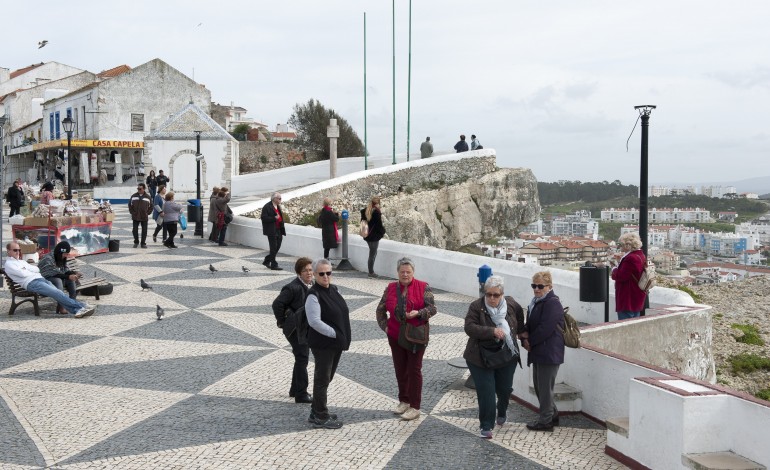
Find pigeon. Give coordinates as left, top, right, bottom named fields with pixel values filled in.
left=140, top=279, right=152, bottom=290
left=242, top=266, right=250, bottom=273
left=38, top=40, right=48, bottom=49
left=156, top=304, right=165, bottom=320
left=209, top=264, right=218, bottom=273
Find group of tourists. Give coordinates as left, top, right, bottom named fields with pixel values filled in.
left=271, top=250, right=568, bottom=438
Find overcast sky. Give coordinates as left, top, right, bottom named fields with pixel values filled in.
left=4, top=1, right=769, bottom=185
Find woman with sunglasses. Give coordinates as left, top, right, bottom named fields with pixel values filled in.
left=522, top=271, right=565, bottom=432
left=375, top=257, right=436, bottom=421
left=462, top=275, right=524, bottom=438
left=305, top=259, right=351, bottom=430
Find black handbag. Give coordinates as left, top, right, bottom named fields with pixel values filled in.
left=478, top=339, right=517, bottom=369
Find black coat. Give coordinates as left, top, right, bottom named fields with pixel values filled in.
left=319, top=207, right=340, bottom=249
left=360, top=208, right=385, bottom=242
left=272, top=277, right=309, bottom=336
left=525, top=290, right=565, bottom=366
left=7, top=186, right=24, bottom=208
left=261, top=201, right=286, bottom=237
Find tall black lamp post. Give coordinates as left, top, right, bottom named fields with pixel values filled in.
left=634, top=105, right=656, bottom=316
left=62, top=116, right=76, bottom=199
left=194, top=131, right=203, bottom=237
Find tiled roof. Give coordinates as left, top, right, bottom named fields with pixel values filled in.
left=97, top=64, right=131, bottom=78
left=9, top=62, right=44, bottom=79
left=145, top=102, right=233, bottom=141
left=272, top=132, right=297, bottom=138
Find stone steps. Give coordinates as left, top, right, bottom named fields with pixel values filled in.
left=528, top=382, right=582, bottom=412
left=682, top=451, right=766, bottom=470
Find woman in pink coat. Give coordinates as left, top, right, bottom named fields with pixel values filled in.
left=611, top=232, right=647, bottom=320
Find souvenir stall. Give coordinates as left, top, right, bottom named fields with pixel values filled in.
left=12, top=196, right=115, bottom=260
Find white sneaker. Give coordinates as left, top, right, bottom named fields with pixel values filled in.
left=401, top=407, right=420, bottom=421
left=393, top=402, right=410, bottom=415
left=74, top=305, right=95, bottom=318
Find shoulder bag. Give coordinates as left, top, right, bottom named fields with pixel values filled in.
left=478, top=339, right=518, bottom=369
left=395, top=286, right=429, bottom=352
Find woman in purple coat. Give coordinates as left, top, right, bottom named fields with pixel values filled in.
left=522, top=271, right=565, bottom=432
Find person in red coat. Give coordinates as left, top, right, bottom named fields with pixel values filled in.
left=611, top=232, right=647, bottom=320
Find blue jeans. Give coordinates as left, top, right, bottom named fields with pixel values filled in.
left=27, top=278, right=85, bottom=314
left=467, top=361, right=516, bottom=431
left=46, top=276, right=77, bottom=311
left=617, top=311, right=641, bottom=320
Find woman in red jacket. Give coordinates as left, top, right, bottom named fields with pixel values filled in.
left=611, top=232, right=647, bottom=320
left=375, top=257, right=436, bottom=422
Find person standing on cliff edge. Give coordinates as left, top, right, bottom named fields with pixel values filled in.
left=454, top=135, right=469, bottom=153
left=420, top=137, right=433, bottom=158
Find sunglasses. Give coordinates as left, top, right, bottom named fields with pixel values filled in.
left=10, top=248, right=21, bottom=252
left=531, top=284, right=548, bottom=290
left=317, top=271, right=333, bottom=277
left=485, top=292, right=502, bottom=299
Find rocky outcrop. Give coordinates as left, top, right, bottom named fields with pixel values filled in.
left=380, top=168, right=539, bottom=250
left=246, top=155, right=541, bottom=250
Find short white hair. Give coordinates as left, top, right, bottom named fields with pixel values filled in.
left=312, top=258, right=332, bottom=272
left=484, top=275, right=504, bottom=293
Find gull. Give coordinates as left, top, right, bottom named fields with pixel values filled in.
left=209, top=264, right=218, bottom=273
left=140, top=279, right=152, bottom=291
left=242, top=266, right=250, bottom=273
left=38, top=40, right=48, bottom=49
left=156, top=304, right=165, bottom=320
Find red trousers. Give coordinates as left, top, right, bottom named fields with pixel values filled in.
left=388, top=336, right=426, bottom=410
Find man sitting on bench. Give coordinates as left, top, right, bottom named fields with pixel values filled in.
left=4, top=242, right=96, bottom=318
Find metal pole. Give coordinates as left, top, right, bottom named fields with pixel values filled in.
left=406, top=0, right=412, bottom=162
left=194, top=131, right=203, bottom=237
left=635, top=105, right=655, bottom=316
left=364, top=12, right=368, bottom=170
left=66, top=132, right=73, bottom=199
left=391, top=0, right=396, bottom=165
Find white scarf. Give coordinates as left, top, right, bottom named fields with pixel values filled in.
left=485, top=297, right=514, bottom=352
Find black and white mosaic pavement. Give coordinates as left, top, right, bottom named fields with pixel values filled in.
left=0, top=208, right=624, bottom=469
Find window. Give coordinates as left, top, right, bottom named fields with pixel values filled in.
left=131, top=113, right=144, bottom=132
left=55, top=111, right=60, bottom=139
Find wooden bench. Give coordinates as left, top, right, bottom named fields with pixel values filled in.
left=1, top=264, right=106, bottom=316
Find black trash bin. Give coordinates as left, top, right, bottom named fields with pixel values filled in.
left=579, top=265, right=608, bottom=302
left=187, top=199, right=202, bottom=224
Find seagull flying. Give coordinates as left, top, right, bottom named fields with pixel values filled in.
left=156, top=304, right=165, bottom=320
left=140, top=279, right=152, bottom=290
left=209, top=264, right=218, bottom=273
left=242, top=266, right=250, bottom=273
left=38, top=40, right=48, bottom=49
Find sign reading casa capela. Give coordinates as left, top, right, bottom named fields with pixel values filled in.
left=33, top=139, right=144, bottom=150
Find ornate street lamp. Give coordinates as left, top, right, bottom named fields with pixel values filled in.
left=61, top=116, right=76, bottom=199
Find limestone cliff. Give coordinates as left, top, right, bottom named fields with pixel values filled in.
left=247, top=155, right=541, bottom=250
left=379, top=168, right=540, bottom=250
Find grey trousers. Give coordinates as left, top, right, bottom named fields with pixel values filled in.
left=532, top=362, right=560, bottom=424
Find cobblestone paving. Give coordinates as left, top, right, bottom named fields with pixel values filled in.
left=0, top=208, right=627, bottom=469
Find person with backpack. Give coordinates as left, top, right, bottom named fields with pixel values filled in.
left=272, top=257, right=314, bottom=405
left=611, top=232, right=647, bottom=320
left=462, top=275, right=524, bottom=439
left=360, top=196, right=385, bottom=278
left=522, top=271, right=565, bottom=432
left=305, top=258, right=351, bottom=429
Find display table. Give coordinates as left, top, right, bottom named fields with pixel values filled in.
left=13, top=219, right=113, bottom=257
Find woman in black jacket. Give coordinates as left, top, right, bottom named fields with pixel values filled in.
left=304, top=258, right=351, bottom=429
left=271, top=257, right=314, bottom=404
left=360, top=196, right=385, bottom=278
left=7, top=179, right=25, bottom=217
left=319, top=197, right=340, bottom=259
left=522, top=271, right=565, bottom=432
